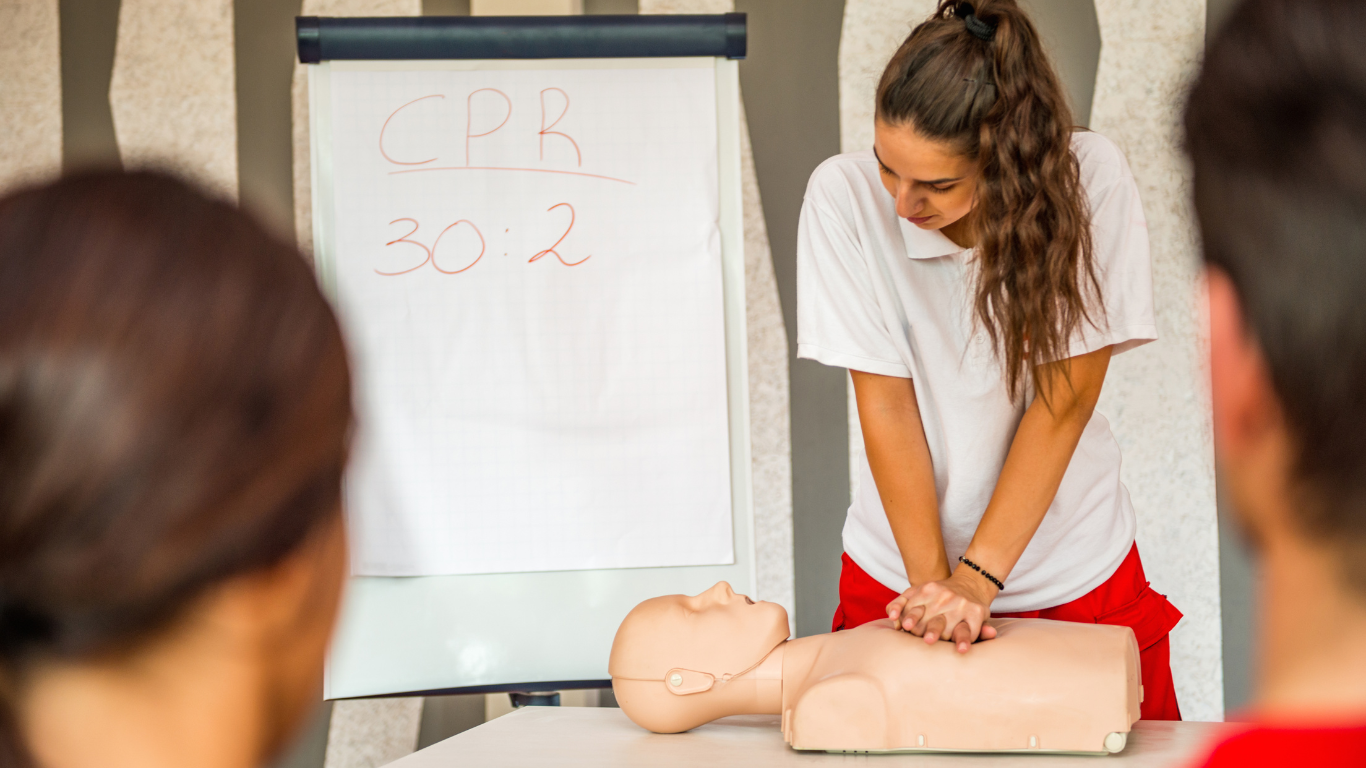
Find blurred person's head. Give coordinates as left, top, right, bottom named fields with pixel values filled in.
left=0, top=171, right=352, bottom=767
left=1187, top=0, right=1366, bottom=711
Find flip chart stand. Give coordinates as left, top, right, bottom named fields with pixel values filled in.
left=297, top=13, right=747, bottom=63
left=302, top=13, right=753, bottom=701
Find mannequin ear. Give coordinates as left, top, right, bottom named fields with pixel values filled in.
left=665, top=668, right=716, bottom=695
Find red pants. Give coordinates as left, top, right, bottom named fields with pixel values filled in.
left=832, top=544, right=1183, bottom=721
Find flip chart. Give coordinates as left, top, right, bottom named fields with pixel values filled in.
left=326, top=61, right=733, bottom=576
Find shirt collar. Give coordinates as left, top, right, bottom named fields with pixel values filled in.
left=898, top=215, right=970, bottom=260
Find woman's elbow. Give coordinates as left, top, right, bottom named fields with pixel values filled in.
left=1039, top=386, right=1100, bottom=430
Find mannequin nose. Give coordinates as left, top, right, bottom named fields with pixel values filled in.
left=702, top=581, right=736, bottom=603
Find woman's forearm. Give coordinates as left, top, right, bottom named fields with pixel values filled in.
left=963, top=346, right=1114, bottom=584
left=851, top=370, right=952, bottom=586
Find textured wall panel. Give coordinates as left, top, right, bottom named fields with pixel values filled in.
left=0, top=0, right=62, bottom=192
left=838, top=0, right=935, bottom=498
left=838, top=0, right=934, bottom=158
left=737, top=106, right=796, bottom=627
left=323, top=698, right=424, bottom=768
left=109, top=0, right=237, bottom=199
left=1090, top=0, right=1220, bottom=723
left=837, top=0, right=1222, bottom=721
left=642, top=0, right=796, bottom=627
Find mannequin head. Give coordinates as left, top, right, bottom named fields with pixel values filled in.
left=609, top=582, right=789, bottom=732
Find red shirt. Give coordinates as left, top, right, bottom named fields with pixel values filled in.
left=1191, top=724, right=1366, bottom=766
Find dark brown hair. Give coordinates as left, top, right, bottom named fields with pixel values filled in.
left=0, top=171, right=353, bottom=765
left=1186, top=0, right=1366, bottom=586
left=877, top=0, right=1099, bottom=398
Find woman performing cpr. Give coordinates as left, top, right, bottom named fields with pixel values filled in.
left=797, top=0, right=1182, bottom=720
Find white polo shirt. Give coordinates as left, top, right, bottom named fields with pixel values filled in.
left=797, top=131, right=1155, bottom=613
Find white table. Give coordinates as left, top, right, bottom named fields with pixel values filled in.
left=389, top=707, right=1234, bottom=767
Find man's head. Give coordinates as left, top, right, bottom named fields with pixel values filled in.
left=1186, top=0, right=1366, bottom=589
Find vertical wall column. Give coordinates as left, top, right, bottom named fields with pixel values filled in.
left=640, top=0, right=796, bottom=631
left=0, top=0, right=63, bottom=192
left=837, top=0, right=935, bottom=499
left=110, top=0, right=239, bottom=198
left=1089, top=0, right=1221, bottom=722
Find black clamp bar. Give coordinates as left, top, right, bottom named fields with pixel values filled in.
left=297, top=13, right=746, bottom=63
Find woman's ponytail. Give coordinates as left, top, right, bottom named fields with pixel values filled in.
left=877, top=0, right=1100, bottom=399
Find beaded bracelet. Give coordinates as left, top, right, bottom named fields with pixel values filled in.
left=958, top=556, right=1005, bottom=590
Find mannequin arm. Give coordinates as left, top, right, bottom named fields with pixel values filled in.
left=850, top=370, right=951, bottom=587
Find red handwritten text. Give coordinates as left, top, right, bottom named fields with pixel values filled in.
left=379, top=95, right=444, bottom=166
left=379, top=218, right=432, bottom=275
left=528, top=203, right=590, bottom=267
left=465, top=88, right=512, bottom=167
left=538, top=88, right=582, bottom=167
left=379, top=206, right=589, bottom=276
left=375, top=89, right=631, bottom=184
left=431, top=220, right=485, bottom=274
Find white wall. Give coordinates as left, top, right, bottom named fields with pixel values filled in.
left=0, top=0, right=62, bottom=192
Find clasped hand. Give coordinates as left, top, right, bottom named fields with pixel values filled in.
left=886, top=569, right=1000, bottom=653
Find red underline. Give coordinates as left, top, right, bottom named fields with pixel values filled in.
left=387, top=166, right=636, bottom=185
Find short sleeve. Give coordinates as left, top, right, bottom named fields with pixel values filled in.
left=796, top=190, right=910, bottom=378
left=1065, top=141, right=1158, bottom=360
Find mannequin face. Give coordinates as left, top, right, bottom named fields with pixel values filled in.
left=610, top=582, right=789, bottom=734
left=673, top=582, right=788, bottom=663
left=609, top=582, right=789, bottom=680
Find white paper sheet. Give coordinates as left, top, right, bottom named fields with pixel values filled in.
left=327, top=63, right=733, bottom=576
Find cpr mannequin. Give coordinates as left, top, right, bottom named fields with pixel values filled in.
left=609, top=582, right=1140, bottom=755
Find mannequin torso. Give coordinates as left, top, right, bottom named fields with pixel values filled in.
left=610, top=583, right=1139, bottom=754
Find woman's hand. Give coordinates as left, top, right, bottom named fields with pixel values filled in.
left=886, top=569, right=1000, bottom=653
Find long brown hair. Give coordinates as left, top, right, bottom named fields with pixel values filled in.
left=0, top=172, right=352, bottom=766
left=877, top=0, right=1099, bottom=398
